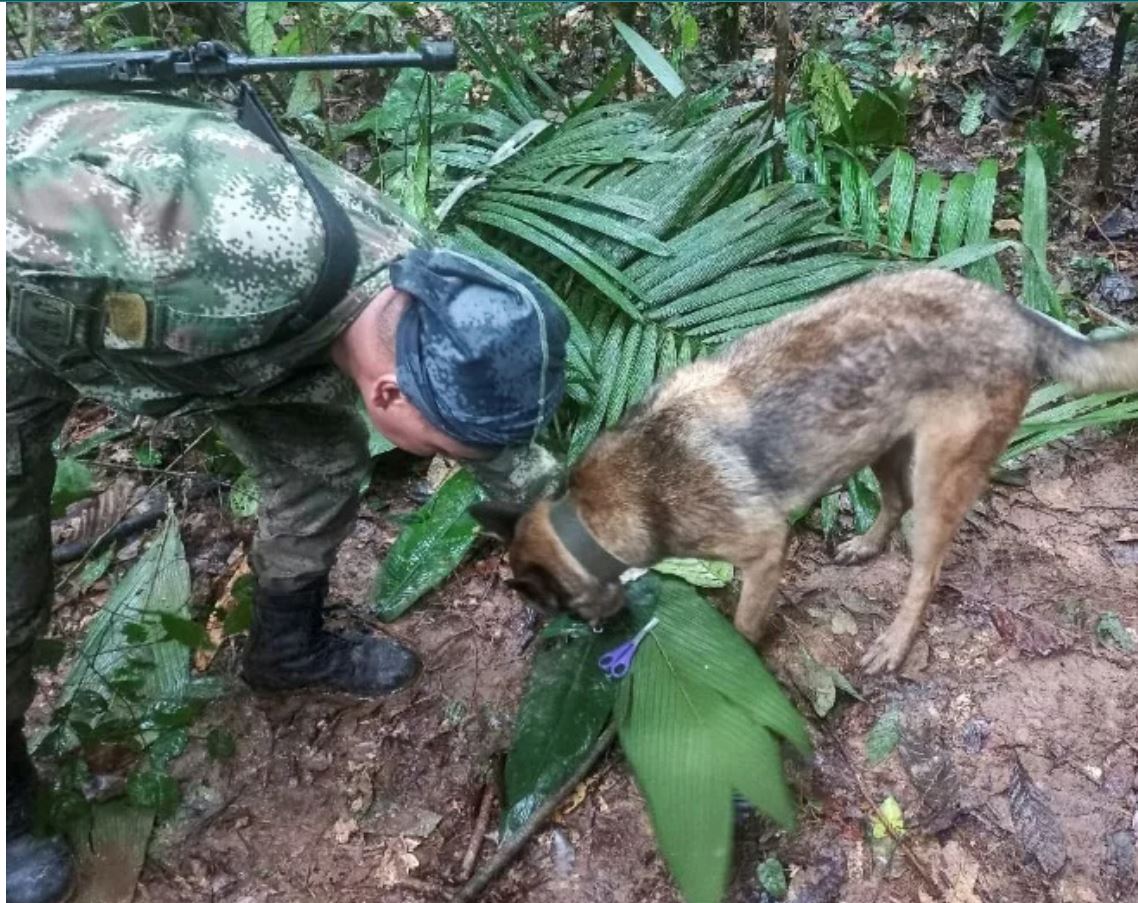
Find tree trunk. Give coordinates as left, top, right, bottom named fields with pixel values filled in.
left=1097, top=4, right=1134, bottom=191
left=772, top=3, right=792, bottom=181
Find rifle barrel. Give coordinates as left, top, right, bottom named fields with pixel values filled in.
left=4, top=40, right=457, bottom=90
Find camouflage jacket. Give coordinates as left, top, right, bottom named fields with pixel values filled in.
left=5, top=88, right=425, bottom=417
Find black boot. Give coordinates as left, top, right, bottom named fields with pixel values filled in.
left=6, top=723, right=76, bottom=903
left=241, top=576, right=420, bottom=696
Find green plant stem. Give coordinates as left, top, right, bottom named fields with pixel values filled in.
left=452, top=718, right=618, bottom=903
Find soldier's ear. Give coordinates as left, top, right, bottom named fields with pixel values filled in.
left=469, top=501, right=525, bottom=543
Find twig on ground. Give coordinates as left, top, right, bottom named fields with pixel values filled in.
left=459, top=781, right=497, bottom=881
left=452, top=718, right=618, bottom=903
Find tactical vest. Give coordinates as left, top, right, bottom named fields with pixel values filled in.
left=6, top=89, right=423, bottom=414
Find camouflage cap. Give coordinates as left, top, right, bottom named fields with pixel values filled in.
left=391, top=248, right=568, bottom=449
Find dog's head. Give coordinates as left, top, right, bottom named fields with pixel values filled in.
left=470, top=500, right=627, bottom=623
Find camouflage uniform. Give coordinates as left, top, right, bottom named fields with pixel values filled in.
left=5, top=88, right=429, bottom=722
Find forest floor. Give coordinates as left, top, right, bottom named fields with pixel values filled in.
left=18, top=3, right=1138, bottom=902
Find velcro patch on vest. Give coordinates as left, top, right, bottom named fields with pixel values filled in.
left=103, top=291, right=149, bottom=349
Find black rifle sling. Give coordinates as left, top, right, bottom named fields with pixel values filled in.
left=235, top=83, right=360, bottom=337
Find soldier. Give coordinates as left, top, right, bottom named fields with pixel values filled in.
left=6, top=89, right=568, bottom=903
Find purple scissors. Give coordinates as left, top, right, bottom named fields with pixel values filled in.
left=598, top=616, right=660, bottom=679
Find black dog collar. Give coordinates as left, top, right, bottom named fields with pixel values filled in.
left=548, top=496, right=628, bottom=583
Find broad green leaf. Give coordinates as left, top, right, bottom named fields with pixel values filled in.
left=147, top=728, right=188, bottom=769
left=847, top=468, right=881, bottom=535
left=1021, top=144, right=1054, bottom=313
left=613, top=20, right=686, bottom=98
left=622, top=643, right=733, bottom=903
left=757, top=857, right=788, bottom=900
left=1095, top=612, right=1136, bottom=653
left=886, top=151, right=916, bottom=255
left=126, top=770, right=179, bottom=817
left=871, top=794, right=905, bottom=840
left=652, top=558, right=734, bottom=588
left=222, top=574, right=254, bottom=636
left=135, top=444, right=162, bottom=468
left=501, top=631, right=617, bottom=839
left=620, top=576, right=804, bottom=903
left=850, top=89, right=907, bottom=147
left=910, top=170, right=943, bottom=258
left=60, top=516, right=192, bottom=748
left=931, top=239, right=1017, bottom=274
left=964, top=159, right=1002, bottom=287
left=481, top=190, right=672, bottom=256
left=52, top=457, right=93, bottom=517
left=158, top=614, right=213, bottom=651
left=229, top=470, right=259, bottom=518
left=206, top=728, right=237, bottom=760
left=939, top=172, right=974, bottom=255
left=286, top=70, right=323, bottom=118
left=797, top=649, right=863, bottom=717
left=859, top=164, right=881, bottom=248
left=1050, top=3, right=1087, bottom=36
left=374, top=469, right=486, bottom=621
left=960, top=90, right=985, bottom=137
left=76, top=545, right=115, bottom=593
left=624, top=574, right=810, bottom=756
left=245, top=1, right=283, bottom=57
left=865, top=708, right=903, bottom=765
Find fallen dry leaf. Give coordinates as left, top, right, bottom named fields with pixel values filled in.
left=194, top=554, right=249, bottom=671
left=990, top=606, right=1072, bottom=658
left=1009, top=759, right=1067, bottom=877
left=331, top=816, right=359, bottom=845
left=994, top=218, right=1022, bottom=234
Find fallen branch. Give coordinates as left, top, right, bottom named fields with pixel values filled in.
left=459, top=781, right=496, bottom=881
left=53, top=502, right=167, bottom=565
left=452, top=718, right=618, bottom=903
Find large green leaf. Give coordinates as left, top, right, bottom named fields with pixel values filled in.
left=886, top=151, right=916, bottom=255
left=620, top=575, right=808, bottom=903
left=909, top=170, right=942, bottom=258
left=501, top=631, right=617, bottom=839
left=964, top=159, right=1002, bottom=286
left=1021, top=144, right=1055, bottom=314
left=61, top=515, right=192, bottom=723
left=613, top=20, right=686, bottom=98
left=373, top=469, right=486, bottom=621
left=245, top=1, right=283, bottom=56
left=52, top=456, right=94, bottom=517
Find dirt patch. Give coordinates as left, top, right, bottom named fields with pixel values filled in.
left=91, top=428, right=1130, bottom=903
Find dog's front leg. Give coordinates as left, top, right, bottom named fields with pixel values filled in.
left=732, top=530, right=788, bottom=645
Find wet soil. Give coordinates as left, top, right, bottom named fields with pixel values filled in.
left=112, top=429, right=1135, bottom=903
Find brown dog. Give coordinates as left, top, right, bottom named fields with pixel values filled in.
left=472, top=270, right=1138, bottom=673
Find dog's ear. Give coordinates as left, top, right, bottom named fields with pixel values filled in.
left=469, top=501, right=525, bottom=543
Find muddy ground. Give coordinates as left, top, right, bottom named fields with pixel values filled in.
left=99, top=429, right=1133, bottom=903
left=17, top=3, right=1138, bottom=902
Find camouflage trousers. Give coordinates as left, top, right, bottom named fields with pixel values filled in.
left=6, top=350, right=372, bottom=725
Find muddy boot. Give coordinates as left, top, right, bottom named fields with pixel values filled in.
left=6, top=723, right=76, bottom=903
left=241, top=576, right=419, bottom=696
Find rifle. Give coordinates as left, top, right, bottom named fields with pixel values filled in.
left=4, top=38, right=457, bottom=89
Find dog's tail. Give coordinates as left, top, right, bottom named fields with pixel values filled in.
left=1024, top=309, right=1138, bottom=395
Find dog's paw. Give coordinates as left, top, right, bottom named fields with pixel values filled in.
left=860, top=624, right=914, bottom=674
left=835, top=534, right=885, bottom=565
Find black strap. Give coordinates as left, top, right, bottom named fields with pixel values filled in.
left=548, top=496, right=628, bottom=583
left=235, top=83, right=360, bottom=337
